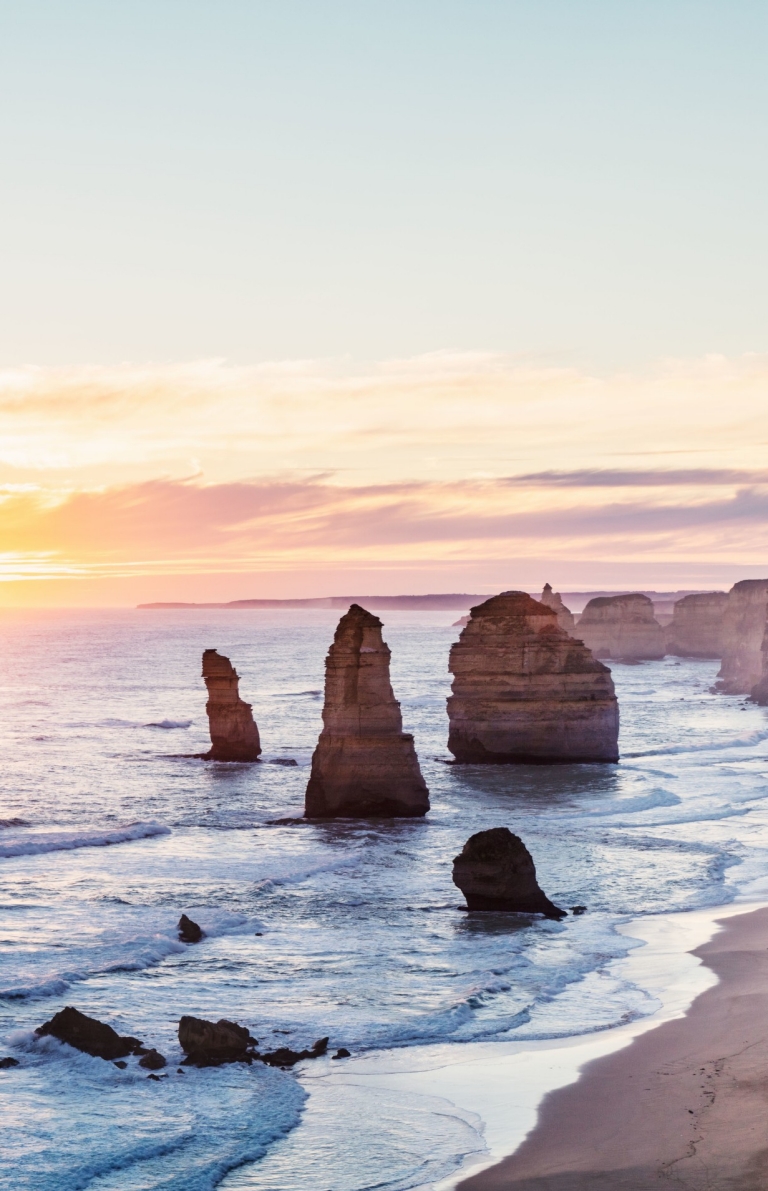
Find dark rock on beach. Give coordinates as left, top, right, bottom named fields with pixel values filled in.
left=178, top=1015, right=256, bottom=1066
left=138, top=1049, right=167, bottom=1070
left=452, top=828, right=565, bottom=919
left=178, top=913, right=204, bottom=943
left=36, top=1006, right=142, bottom=1061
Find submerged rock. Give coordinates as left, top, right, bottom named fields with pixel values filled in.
left=138, top=1049, right=167, bottom=1070
left=36, top=1007, right=141, bottom=1061
left=259, top=1037, right=329, bottom=1068
left=447, top=591, right=619, bottom=763
left=178, top=1016, right=256, bottom=1066
left=452, top=828, right=565, bottom=918
left=178, top=913, right=204, bottom=943
left=202, top=649, right=261, bottom=761
left=305, top=604, right=430, bottom=817
left=577, top=594, right=665, bottom=660
left=539, top=583, right=576, bottom=634
left=716, top=580, right=768, bottom=694
left=666, top=592, right=728, bottom=658
left=0, top=1056, right=19, bottom=1068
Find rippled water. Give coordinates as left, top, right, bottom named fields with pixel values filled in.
left=2, top=607, right=768, bottom=1190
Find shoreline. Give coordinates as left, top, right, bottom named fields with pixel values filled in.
left=285, top=901, right=761, bottom=1191
left=459, top=901, right=768, bottom=1190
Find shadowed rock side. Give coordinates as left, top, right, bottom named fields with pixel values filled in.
left=447, top=591, right=619, bottom=763
left=716, top=579, right=768, bottom=694
left=750, top=617, right=768, bottom=705
left=305, top=604, right=430, bottom=818
left=36, top=1007, right=142, bottom=1060
left=577, top=593, right=665, bottom=660
left=666, top=591, right=728, bottom=658
left=539, top=583, right=576, bottom=634
left=202, top=649, right=261, bottom=760
left=453, top=828, right=565, bottom=918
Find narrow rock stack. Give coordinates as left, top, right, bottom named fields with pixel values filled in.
left=666, top=592, right=728, bottom=658
left=202, top=649, right=261, bottom=761
left=452, top=828, right=565, bottom=918
left=577, top=594, right=665, bottom=660
left=447, top=591, right=619, bottom=763
left=539, top=583, right=576, bottom=634
left=716, top=580, right=768, bottom=694
left=305, top=604, right=430, bottom=817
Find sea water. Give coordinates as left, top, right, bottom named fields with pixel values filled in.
left=1, top=607, right=768, bottom=1190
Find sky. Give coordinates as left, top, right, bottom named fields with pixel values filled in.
left=1, top=1, right=767, bottom=604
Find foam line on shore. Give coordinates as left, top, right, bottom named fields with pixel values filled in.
left=295, top=900, right=767, bottom=1191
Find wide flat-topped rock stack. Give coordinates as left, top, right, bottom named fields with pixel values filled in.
left=202, top=649, right=261, bottom=761
left=539, top=583, right=576, bottom=634
left=447, top=591, right=619, bottom=763
left=576, top=593, right=665, bottom=660
left=305, top=604, right=429, bottom=817
left=717, top=579, right=768, bottom=694
left=666, top=591, right=728, bottom=658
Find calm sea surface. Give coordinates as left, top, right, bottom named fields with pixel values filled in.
left=2, top=608, right=768, bottom=1190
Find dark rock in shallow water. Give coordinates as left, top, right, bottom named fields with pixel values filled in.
left=113, top=1060, right=127, bottom=1069
left=268, top=758, right=298, bottom=766
left=178, top=913, right=204, bottom=943
left=0, top=1056, right=20, bottom=1068
left=332, top=1047, right=351, bottom=1060
left=147, top=1073, right=166, bottom=1081
left=138, top=1048, right=167, bottom=1070
left=259, top=1036, right=329, bottom=1068
left=35, top=1006, right=141, bottom=1061
left=452, top=828, right=565, bottom=919
left=178, top=1016, right=256, bottom=1066
left=571, top=905, right=587, bottom=915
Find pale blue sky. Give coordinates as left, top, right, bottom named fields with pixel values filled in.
left=1, top=0, right=766, bottom=368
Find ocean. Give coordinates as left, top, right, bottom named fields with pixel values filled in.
left=2, top=607, right=768, bottom=1190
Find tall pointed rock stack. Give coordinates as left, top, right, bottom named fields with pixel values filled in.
left=447, top=591, right=619, bottom=763
left=305, top=604, right=430, bottom=817
left=539, top=583, right=576, bottom=634
left=202, top=649, right=261, bottom=761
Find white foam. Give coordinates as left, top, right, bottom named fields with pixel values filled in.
left=0, top=821, right=170, bottom=859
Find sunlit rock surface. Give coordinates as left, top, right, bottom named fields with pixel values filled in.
left=305, top=604, right=430, bottom=817
left=452, top=827, right=565, bottom=918
left=577, top=593, right=665, bottom=660
left=202, top=649, right=261, bottom=761
left=539, top=583, right=576, bottom=634
left=717, top=580, right=768, bottom=694
left=666, top=592, right=728, bottom=658
left=447, top=591, right=619, bottom=763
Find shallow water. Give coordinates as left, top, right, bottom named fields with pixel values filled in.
left=1, top=608, right=767, bottom=1189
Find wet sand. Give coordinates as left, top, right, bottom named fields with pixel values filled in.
left=459, top=905, right=768, bottom=1191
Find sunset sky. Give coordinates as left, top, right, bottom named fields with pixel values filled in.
left=2, top=1, right=767, bottom=604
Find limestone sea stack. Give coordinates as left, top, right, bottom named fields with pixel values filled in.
left=447, top=591, right=619, bottom=763
left=305, top=604, right=430, bottom=817
left=539, top=583, right=576, bottom=634
left=666, top=592, right=728, bottom=658
left=577, top=594, right=665, bottom=660
left=202, top=649, right=261, bottom=761
left=716, top=580, right=768, bottom=694
left=452, top=827, right=565, bottom=918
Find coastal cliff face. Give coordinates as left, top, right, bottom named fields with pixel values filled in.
left=666, top=592, right=728, bottom=658
left=539, top=583, right=576, bottom=634
left=577, top=593, right=665, bottom=660
left=305, top=604, right=430, bottom=817
left=452, top=827, right=564, bottom=917
left=447, top=591, right=619, bottom=763
left=717, top=580, right=768, bottom=694
left=202, top=649, right=261, bottom=761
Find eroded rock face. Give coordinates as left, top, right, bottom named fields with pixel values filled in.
left=202, top=649, right=261, bottom=761
left=452, top=828, right=564, bottom=918
left=447, top=591, right=619, bottom=763
left=305, top=604, right=430, bottom=817
left=716, top=580, right=768, bottom=694
left=666, top=592, right=728, bottom=658
left=577, top=594, right=665, bottom=660
left=36, top=1007, right=141, bottom=1060
left=539, top=583, right=576, bottom=634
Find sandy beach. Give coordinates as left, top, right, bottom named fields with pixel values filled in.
left=459, top=904, right=768, bottom=1191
